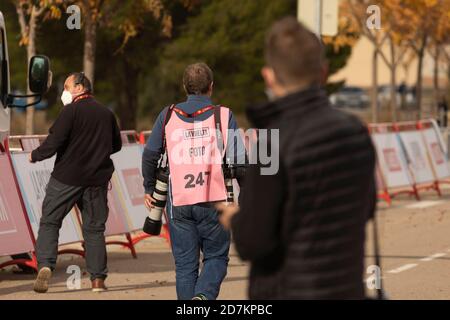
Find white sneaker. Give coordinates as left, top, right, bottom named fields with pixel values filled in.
left=33, top=267, right=52, bottom=293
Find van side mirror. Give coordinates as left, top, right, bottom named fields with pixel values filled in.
left=6, top=55, right=52, bottom=108
left=29, top=55, right=51, bottom=94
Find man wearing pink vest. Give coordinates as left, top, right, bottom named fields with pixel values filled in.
left=142, top=63, right=246, bottom=300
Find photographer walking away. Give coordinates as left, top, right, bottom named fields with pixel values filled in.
left=142, top=63, right=246, bottom=300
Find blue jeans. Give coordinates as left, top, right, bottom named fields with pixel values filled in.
left=167, top=191, right=230, bottom=300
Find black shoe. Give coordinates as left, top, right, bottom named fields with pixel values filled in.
left=192, top=294, right=207, bottom=300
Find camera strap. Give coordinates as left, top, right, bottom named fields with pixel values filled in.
left=214, top=105, right=226, bottom=162
left=372, top=213, right=384, bottom=300
left=160, top=105, right=175, bottom=168
left=283, top=185, right=384, bottom=299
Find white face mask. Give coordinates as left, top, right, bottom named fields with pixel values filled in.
left=61, top=90, right=73, bottom=106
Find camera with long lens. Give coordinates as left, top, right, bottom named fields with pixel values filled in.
left=222, top=165, right=247, bottom=203
left=143, top=167, right=169, bottom=235
left=223, top=165, right=235, bottom=203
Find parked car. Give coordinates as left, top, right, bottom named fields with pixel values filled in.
left=329, top=86, right=370, bottom=109
left=378, top=85, right=416, bottom=108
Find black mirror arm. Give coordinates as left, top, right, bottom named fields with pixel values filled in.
left=5, top=93, right=42, bottom=109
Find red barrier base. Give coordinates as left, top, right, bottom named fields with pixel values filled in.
left=0, top=248, right=86, bottom=272
left=130, top=224, right=171, bottom=247
left=58, top=248, right=85, bottom=258
left=58, top=235, right=139, bottom=259
left=389, top=182, right=442, bottom=202
left=0, top=237, right=138, bottom=271
left=390, top=187, right=421, bottom=201
left=0, top=253, right=38, bottom=271
left=438, top=179, right=450, bottom=186
left=106, top=233, right=137, bottom=259
left=378, top=191, right=392, bottom=206
left=415, top=182, right=442, bottom=197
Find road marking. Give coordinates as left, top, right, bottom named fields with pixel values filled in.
left=363, top=276, right=386, bottom=283
left=420, top=253, right=446, bottom=262
left=387, top=264, right=417, bottom=274
left=406, top=201, right=445, bottom=209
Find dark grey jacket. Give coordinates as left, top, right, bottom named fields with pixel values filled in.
left=232, top=87, right=376, bottom=300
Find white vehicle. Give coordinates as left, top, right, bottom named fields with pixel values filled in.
left=0, top=11, right=51, bottom=146
left=329, top=86, right=370, bottom=109
left=378, top=85, right=415, bottom=109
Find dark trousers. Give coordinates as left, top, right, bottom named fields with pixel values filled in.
left=36, top=177, right=109, bottom=281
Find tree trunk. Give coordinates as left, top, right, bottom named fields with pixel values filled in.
left=371, top=47, right=379, bottom=123
left=117, top=60, right=139, bottom=130
left=416, top=50, right=425, bottom=118
left=25, top=29, right=36, bottom=135
left=389, top=41, right=397, bottom=122
left=390, top=66, right=397, bottom=122
left=433, top=45, right=440, bottom=115
left=416, top=35, right=428, bottom=119
left=15, top=3, right=45, bottom=135
left=25, top=6, right=40, bottom=134
left=445, top=53, right=450, bottom=101
left=83, top=4, right=97, bottom=87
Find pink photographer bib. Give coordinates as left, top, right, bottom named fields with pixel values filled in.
left=165, top=106, right=229, bottom=206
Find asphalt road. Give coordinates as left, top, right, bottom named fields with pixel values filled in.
left=366, top=187, right=450, bottom=300
left=1, top=187, right=450, bottom=300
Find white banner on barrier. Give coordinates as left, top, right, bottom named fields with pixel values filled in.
left=104, top=173, right=130, bottom=236
left=371, top=132, right=413, bottom=188
left=111, top=144, right=148, bottom=231
left=11, top=153, right=82, bottom=245
left=0, top=151, right=34, bottom=256
left=398, top=131, right=435, bottom=184
left=375, top=165, right=386, bottom=192
left=422, top=127, right=450, bottom=180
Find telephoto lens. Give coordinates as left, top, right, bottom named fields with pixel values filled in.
left=143, top=167, right=169, bottom=235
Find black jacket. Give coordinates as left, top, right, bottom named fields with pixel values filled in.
left=232, top=87, right=376, bottom=300
left=31, top=96, right=122, bottom=187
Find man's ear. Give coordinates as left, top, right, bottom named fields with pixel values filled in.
left=76, top=84, right=86, bottom=95
left=261, top=66, right=276, bottom=89
left=208, top=82, right=214, bottom=96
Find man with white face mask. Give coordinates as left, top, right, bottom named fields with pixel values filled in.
left=29, top=72, right=122, bottom=294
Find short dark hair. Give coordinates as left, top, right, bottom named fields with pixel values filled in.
left=68, top=72, right=92, bottom=93
left=265, top=17, right=324, bottom=86
left=183, top=63, right=213, bottom=95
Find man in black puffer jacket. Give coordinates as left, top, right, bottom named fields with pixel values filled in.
left=218, top=17, right=376, bottom=299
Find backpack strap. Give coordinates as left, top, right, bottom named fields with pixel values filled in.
left=172, top=105, right=215, bottom=118
left=161, top=105, right=175, bottom=153
left=214, top=105, right=226, bottom=159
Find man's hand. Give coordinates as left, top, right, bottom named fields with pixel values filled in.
left=216, top=202, right=240, bottom=231
left=144, top=193, right=156, bottom=210
left=28, top=153, right=33, bottom=163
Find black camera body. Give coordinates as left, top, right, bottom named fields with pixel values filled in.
left=222, top=165, right=246, bottom=203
